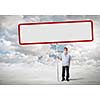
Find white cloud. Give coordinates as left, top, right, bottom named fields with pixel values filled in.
left=0, top=15, right=100, bottom=68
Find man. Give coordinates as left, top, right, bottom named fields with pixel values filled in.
left=58, top=47, right=71, bottom=81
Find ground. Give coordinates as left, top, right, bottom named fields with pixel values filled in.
left=0, top=62, right=100, bottom=85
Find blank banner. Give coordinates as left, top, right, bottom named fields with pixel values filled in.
left=18, top=20, right=94, bottom=45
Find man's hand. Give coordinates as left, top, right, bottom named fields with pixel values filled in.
left=57, top=56, right=62, bottom=61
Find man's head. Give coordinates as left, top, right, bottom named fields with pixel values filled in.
left=64, top=47, right=68, bottom=54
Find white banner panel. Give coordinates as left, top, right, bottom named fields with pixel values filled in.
left=18, top=20, right=94, bottom=45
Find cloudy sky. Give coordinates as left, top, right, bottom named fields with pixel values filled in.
left=0, top=15, right=99, bottom=66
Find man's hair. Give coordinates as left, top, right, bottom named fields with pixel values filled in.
left=64, top=47, right=68, bottom=51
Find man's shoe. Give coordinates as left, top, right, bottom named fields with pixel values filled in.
left=66, top=78, right=70, bottom=81
left=61, top=79, right=65, bottom=81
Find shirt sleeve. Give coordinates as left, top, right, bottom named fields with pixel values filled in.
left=69, top=55, right=72, bottom=60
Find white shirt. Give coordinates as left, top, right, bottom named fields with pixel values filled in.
left=62, top=53, right=71, bottom=66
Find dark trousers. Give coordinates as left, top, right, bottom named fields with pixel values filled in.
left=62, top=66, right=69, bottom=80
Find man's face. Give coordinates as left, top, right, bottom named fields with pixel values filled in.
left=64, top=49, right=68, bottom=54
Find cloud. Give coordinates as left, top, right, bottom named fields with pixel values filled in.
left=0, top=15, right=100, bottom=67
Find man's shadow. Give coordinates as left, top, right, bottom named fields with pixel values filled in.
left=69, top=78, right=84, bottom=81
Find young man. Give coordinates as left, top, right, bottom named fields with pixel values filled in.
left=58, top=47, right=71, bottom=81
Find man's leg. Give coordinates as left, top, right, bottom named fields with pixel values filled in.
left=62, top=66, right=65, bottom=81
left=66, top=66, right=70, bottom=81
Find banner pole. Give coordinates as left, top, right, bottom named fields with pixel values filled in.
left=55, top=43, right=60, bottom=82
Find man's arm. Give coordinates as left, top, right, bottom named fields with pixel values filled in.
left=69, top=55, right=71, bottom=66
